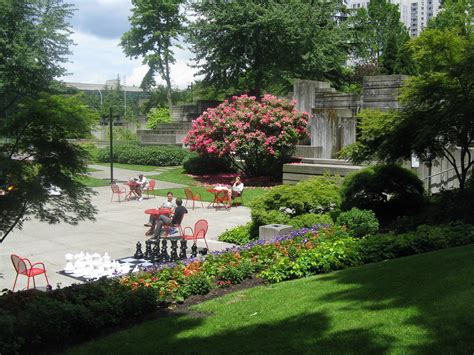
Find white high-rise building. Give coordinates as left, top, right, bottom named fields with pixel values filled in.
left=346, top=0, right=442, bottom=36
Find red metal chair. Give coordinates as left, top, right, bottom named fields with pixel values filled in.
left=111, top=182, right=127, bottom=202
left=10, top=254, right=50, bottom=291
left=231, top=189, right=244, bottom=206
left=182, top=219, right=209, bottom=249
left=184, top=188, right=204, bottom=209
left=163, top=211, right=186, bottom=237
left=144, top=180, right=156, bottom=199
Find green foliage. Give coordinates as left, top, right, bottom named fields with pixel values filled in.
left=336, top=208, right=379, bottom=238
left=350, top=0, right=416, bottom=75
left=146, top=107, right=171, bottom=128
left=341, top=164, right=425, bottom=223
left=218, top=223, right=253, bottom=245
left=217, top=260, right=255, bottom=286
left=122, top=0, right=185, bottom=108
left=359, top=223, right=474, bottom=263
left=290, top=213, right=334, bottom=230
left=105, top=126, right=137, bottom=142
left=183, top=154, right=234, bottom=175
left=0, top=280, right=157, bottom=353
left=96, top=143, right=190, bottom=167
left=184, top=273, right=213, bottom=296
left=188, top=1, right=350, bottom=96
left=251, top=176, right=341, bottom=236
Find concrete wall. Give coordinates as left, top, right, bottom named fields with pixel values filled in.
left=170, top=100, right=221, bottom=122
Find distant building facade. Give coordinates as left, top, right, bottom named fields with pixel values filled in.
left=346, top=0, right=442, bottom=37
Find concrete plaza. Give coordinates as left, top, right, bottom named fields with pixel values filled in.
left=0, top=167, right=250, bottom=291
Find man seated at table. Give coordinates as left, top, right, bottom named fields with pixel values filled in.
left=152, top=198, right=188, bottom=239
left=144, top=191, right=176, bottom=229
left=136, top=174, right=148, bottom=201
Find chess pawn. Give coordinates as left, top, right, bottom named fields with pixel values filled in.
left=144, top=240, right=152, bottom=260
left=191, top=243, right=198, bottom=258
left=134, top=241, right=144, bottom=259
left=150, top=244, right=159, bottom=263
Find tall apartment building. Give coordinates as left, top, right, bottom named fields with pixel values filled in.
left=346, top=0, right=442, bottom=36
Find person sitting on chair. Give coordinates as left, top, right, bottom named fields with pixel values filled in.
left=153, top=198, right=187, bottom=238
left=231, top=177, right=244, bottom=200
left=136, top=174, right=148, bottom=201
left=144, top=192, right=176, bottom=233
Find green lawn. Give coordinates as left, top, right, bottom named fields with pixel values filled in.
left=76, top=175, right=110, bottom=187
left=69, top=245, right=474, bottom=354
left=148, top=168, right=269, bottom=206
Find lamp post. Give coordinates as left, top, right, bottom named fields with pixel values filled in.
left=108, top=107, right=114, bottom=184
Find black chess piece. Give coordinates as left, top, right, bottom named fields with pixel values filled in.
left=179, top=240, right=187, bottom=260
left=191, top=243, right=198, bottom=258
left=151, top=244, right=159, bottom=263
left=170, top=239, right=179, bottom=261
left=134, top=241, right=144, bottom=259
left=199, top=248, right=208, bottom=256
left=161, top=239, right=169, bottom=262
left=144, top=240, right=152, bottom=260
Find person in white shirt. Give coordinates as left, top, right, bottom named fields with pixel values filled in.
left=231, top=176, right=244, bottom=200
left=136, top=174, right=148, bottom=201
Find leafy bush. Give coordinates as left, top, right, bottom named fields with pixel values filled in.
left=97, top=143, right=190, bottom=166
left=336, top=208, right=379, bottom=238
left=0, top=280, right=157, bottom=353
left=184, top=94, right=309, bottom=177
left=184, top=273, right=213, bottom=295
left=341, top=164, right=426, bottom=223
left=217, top=260, right=255, bottom=286
left=183, top=153, right=234, bottom=175
left=77, top=142, right=100, bottom=162
left=250, top=176, right=341, bottom=236
left=105, top=126, right=137, bottom=142
left=218, top=223, right=253, bottom=245
left=290, top=213, right=334, bottom=230
left=146, top=107, right=171, bottom=129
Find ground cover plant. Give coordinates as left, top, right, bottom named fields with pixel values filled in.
left=70, top=245, right=474, bottom=354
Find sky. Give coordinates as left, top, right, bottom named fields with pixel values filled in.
left=61, top=0, right=198, bottom=89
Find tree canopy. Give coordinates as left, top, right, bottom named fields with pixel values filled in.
left=121, top=0, right=185, bottom=108
left=0, top=0, right=98, bottom=242
left=187, top=0, right=350, bottom=97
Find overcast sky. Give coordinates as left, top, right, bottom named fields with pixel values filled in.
left=61, top=0, right=197, bottom=89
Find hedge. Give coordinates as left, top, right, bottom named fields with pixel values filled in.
left=96, top=143, right=191, bottom=166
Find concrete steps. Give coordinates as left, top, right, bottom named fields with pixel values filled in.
left=283, top=159, right=362, bottom=185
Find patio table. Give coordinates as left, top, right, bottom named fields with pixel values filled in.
left=125, top=181, right=141, bottom=200
left=207, top=187, right=231, bottom=209
left=144, top=208, right=172, bottom=217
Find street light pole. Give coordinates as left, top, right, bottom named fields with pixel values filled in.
left=109, top=107, right=114, bottom=184
left=97, top=89, right=103, bottom=106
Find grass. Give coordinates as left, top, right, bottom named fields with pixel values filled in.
left=148, top=168, right=269, bottom=206
left=69, top=245, right=474, bottom=354
left=93, top=162, right=166, bottom=172
left=76, top=175, right=110, bottom=187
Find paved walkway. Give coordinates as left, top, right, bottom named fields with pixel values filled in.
left=0, top=166, right=250, bottom=291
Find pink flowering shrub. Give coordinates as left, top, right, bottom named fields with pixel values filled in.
left=184, top=95, right=309, bottom=177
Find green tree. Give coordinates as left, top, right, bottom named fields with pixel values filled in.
left=0, top=0, right=98, bottom=242
left=188, top=0, right=350, bottom=97
left=121, top=0, right=184, bottom=109
left=350, top=0, right=415, bottom=74
left=342, top=2, right=474, bottom=189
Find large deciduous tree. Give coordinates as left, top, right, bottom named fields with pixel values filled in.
left=350, top=0, right=415, bottom=75
left=188, top=0, right=350, bottom=97
left=341, top=0, right=474, bottom=189
left=121, top=0, right=184, bottom=109
left=0, top=0, right=97, bottom=242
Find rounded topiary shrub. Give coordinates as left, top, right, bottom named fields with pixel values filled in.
left=218, top=223, right=253, bottom=245
left=336, top=208, right=379, bottom=238
left=341, top=164, right=425, bottom=223
left=250, top=176, right=341, bottom=236
left=183, top=154, right=234, bottom=175
left=290, top=213, right=334, bottom=230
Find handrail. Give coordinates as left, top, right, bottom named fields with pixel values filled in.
left=421, top=165, right=464, bottom=181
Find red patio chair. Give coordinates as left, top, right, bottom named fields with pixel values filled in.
left=231, top=189, right=244, bottom=206
left=111, top=182, right=127, bottom=202
left=184, top=188, right=204, bottom=209
left=11, top=254, right=50, bottom=291
left=182, top=219, right=209, bottom=249
left=163, top=211, right=186, bottom=237
left=144, top=180, right=156, bottom=199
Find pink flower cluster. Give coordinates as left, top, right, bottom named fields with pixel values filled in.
left=184, top=95, right=309, bottom=175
